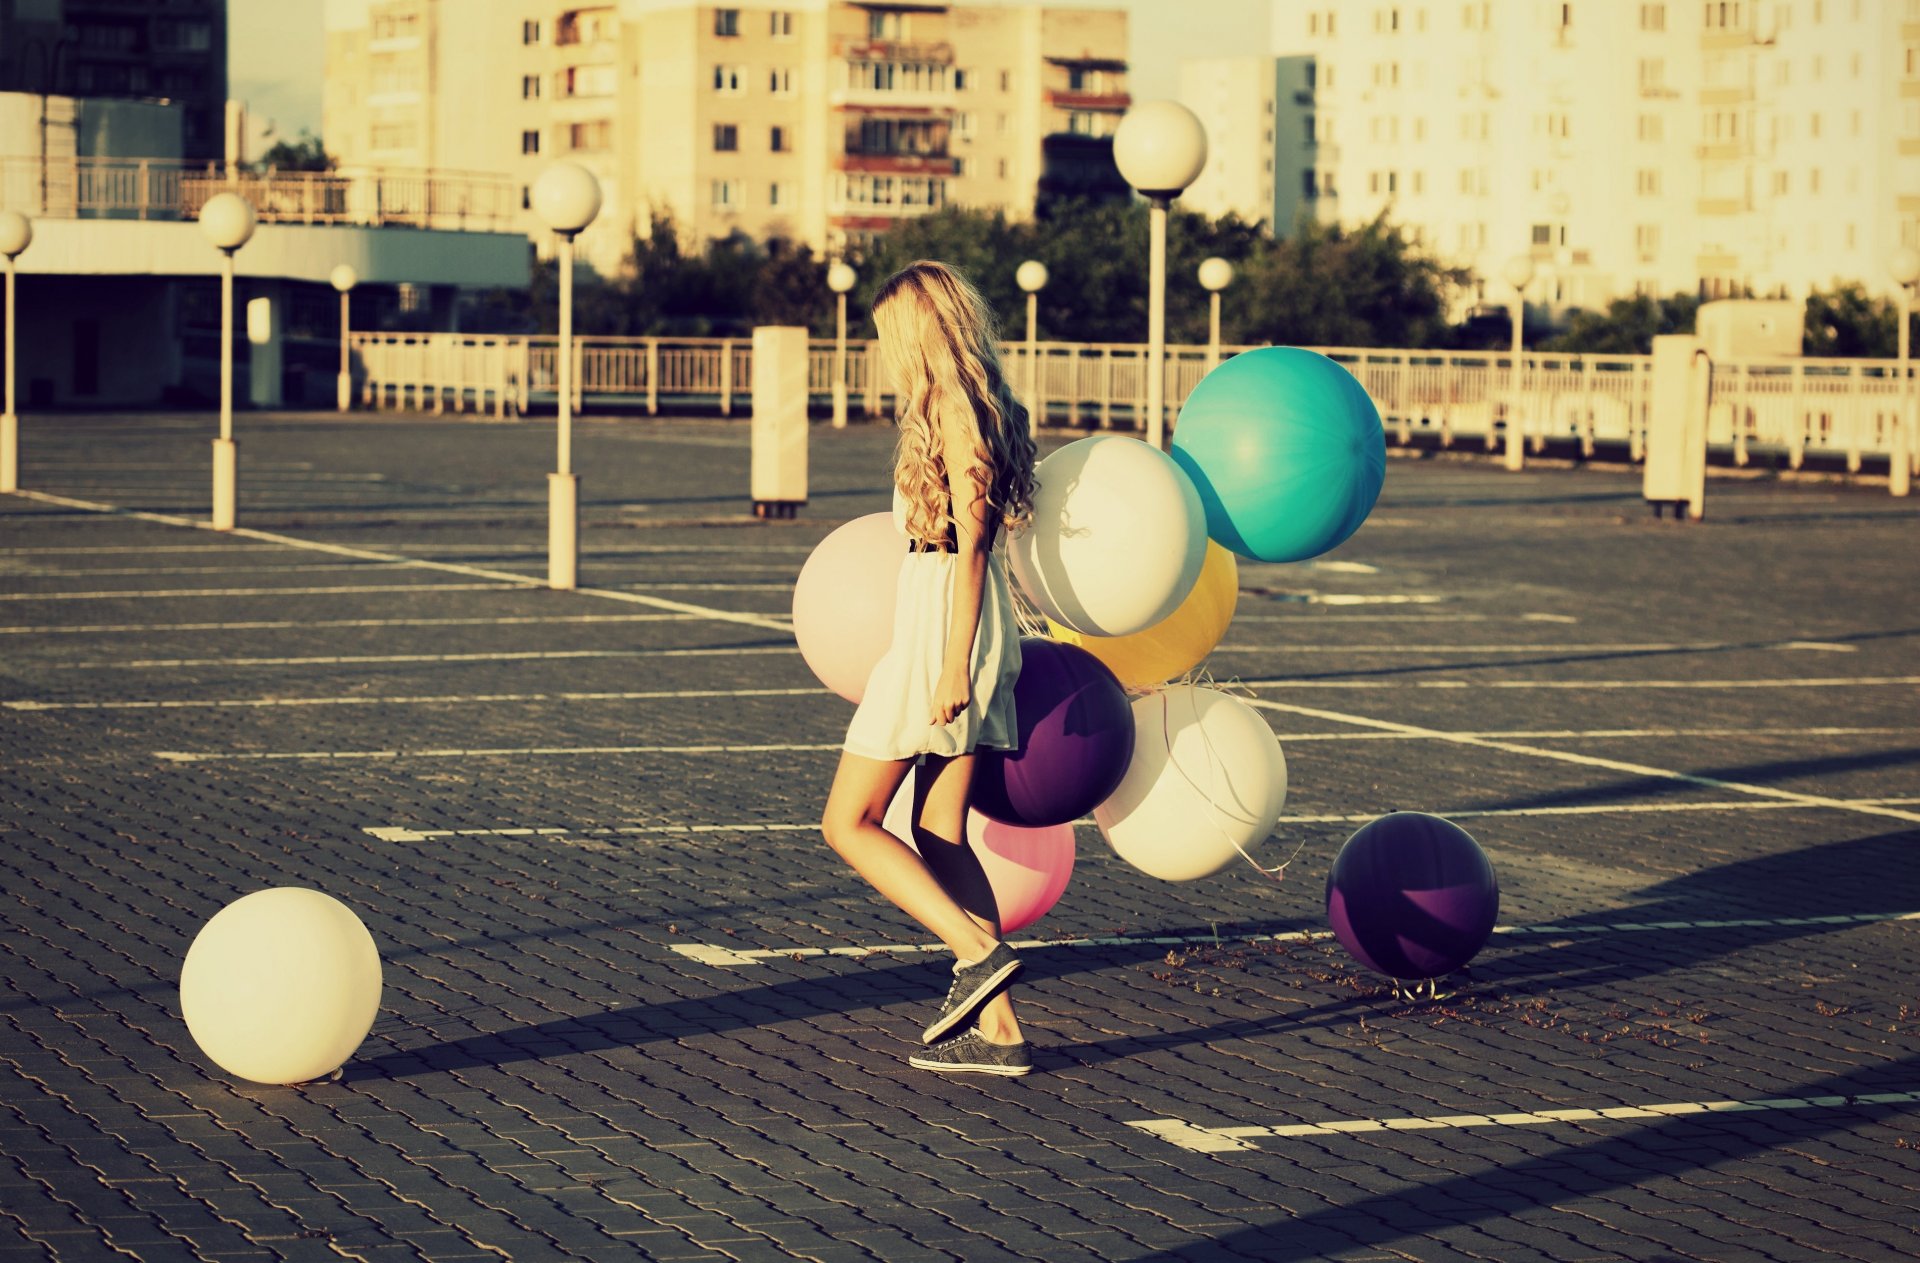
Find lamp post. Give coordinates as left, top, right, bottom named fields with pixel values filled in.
left=1891, top=247, right=1920, bottom=498
left=1113, top=100, right=1208, bottom=449
left=1015, top=259, right=1048, bottom=406
left=330, top=264, right=358, bottom=414
left=532, top=162, right=602, bottom=591
left=1198, top=256, right=1233, bottom=373
left=0, top=210, right=31, bottom=493
left=199, top=192, right=256, bottom=530
left=1501, top=254, right=1536, bottom=473
left=827, top=261, right=856, bottom=429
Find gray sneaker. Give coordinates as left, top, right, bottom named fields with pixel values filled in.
left=908, top=1026, right=1033, bottom=1076
left=922, top=942, right=1023, bottom=1044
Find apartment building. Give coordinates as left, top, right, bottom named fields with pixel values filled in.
left=322, top=0, right=1129, bottom=273
left=1232, top=0, right=1912, bottom=308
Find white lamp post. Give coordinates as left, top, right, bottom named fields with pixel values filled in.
left=827, top=261, right=856, bottom=429
left=1113, top=100, right=1208, bottom=449
left=1016, top=259, right=1048, bottom=406
left=532, top=162, right=602, bottom=591
left=1891, top=247, right=1920, bottom=498
left=1198, top=256, right=1234, bottom=373
left=330, top=264, right=358, bottom=414
left=199, top=192, right=256, bottom=530
left=1501, top=254, right=1536, bottom=473
left=0, top=210, right=31, bottom=494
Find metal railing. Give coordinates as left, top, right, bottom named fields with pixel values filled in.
left=0, top=157, right=518, bottom=232
left=343, top=332, right=1914, bottom=473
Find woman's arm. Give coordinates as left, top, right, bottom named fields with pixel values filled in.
left=931, top=400, right=994, bottom=727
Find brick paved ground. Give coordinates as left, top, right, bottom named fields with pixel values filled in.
left=1, top=409, right=1917, bottom=1263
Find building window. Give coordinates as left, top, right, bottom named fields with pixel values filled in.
left=521, top=129, right=541, bottom=155
left=521, top=185, right=532, bottom=210
left=714, top=64, right=745, bottom=93
left=1638, top=113, right=1663, bottom=141
left=522, top=74, right=542, bottom=100
left=715, top=8, right=739, bottom=36
left=953, top=156, right=967, bottom=176
left=1640, top=2, right=1666, bottom=28
left=568, top=120, right=611, bottom=151
left=869, top=10, right=905, bottom=38
left=954, top=111, right=974, bottom=137
left=770, top=67, right=794, bottom=95
left=1303, top=168, right=1318, bottom=197
left=770, top=125, right=788, bottom=152
left=564, top=64, right=616, bottom=98
left=997, top=113, right=1009, bottom=135
left=769, top=10, right=793, bottom=38
left=770, top=180, right=789, bottom=206
left=714, top=123, right=739, bottom=152
left=954, top=68, right=969, bottom=90
left=713, top=178, right=743, bottom=208
left=997, top=157, right=1008, bottom=178
left=1635, top=224, right=1660, bottom=259
left=522, top=18, right=542, bottom=44
left=1635, top=168, right=1661, bottom=194
left=1000, top=69, right=1012, bottom=91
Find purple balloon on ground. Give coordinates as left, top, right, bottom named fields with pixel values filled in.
left=1324, top=812, right=1500, bottom=981
left=973, top=639, right=1135, bottom=829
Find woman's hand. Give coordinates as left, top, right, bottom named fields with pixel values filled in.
left=931, top=664, right=972, bottom=727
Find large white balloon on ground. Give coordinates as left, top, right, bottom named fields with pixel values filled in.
left=1010, top=435, right=1207, bottom=637
left=1094, top=685, right=1289, bottom=882
left=792, top=512, right=908, bottom=703
left=180, top=888, right=382, bottom=1084
left=884, top=771, right=1074, bottom=934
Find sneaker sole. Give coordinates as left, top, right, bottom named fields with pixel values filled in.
left=921, top=958, right=1023, bottom=1044
left=906, top=1055, right=1033, bottom=1076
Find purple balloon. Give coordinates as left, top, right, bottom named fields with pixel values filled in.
left=973, top=639, right=1135, bottom=829
left=1325, top=812, right=1499, bottom=981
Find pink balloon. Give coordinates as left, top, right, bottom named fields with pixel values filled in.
left=883, top=774, right=1075, bottom=934
left=792, top=513, right=908, bottom=703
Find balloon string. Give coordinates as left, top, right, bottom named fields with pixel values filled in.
left=1149, top=685, right=1302, bottom=885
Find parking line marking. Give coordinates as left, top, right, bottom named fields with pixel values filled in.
left=70, top=645, right=800, bottom=670
left=2, top=561, right=418, bottom=578
left=665, top=911, right=1920, bottom=967
left=8, top=687, right=824, bottom=712
left=0, top=582, right=525, bottom=602
left=0, top=613, right=711, bottom=636
left=1247, top=698, right=1920, bottom=827
left=1241, top=676, right=1920, bottom=691
left=155, top=741, right=837, bottom=763
left=1217, top=642, right=1870, bottom=655
left=4, top=488, right=794, bottom=633
left=1128, top=1089, right=1920, bottom=1151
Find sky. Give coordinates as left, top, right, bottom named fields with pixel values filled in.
left=228, top=0, right=1273, bottom=144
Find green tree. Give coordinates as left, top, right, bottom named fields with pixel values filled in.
left=1543, top=293, right=1702, bottom=354
left=257, top=131, right=333, bottom=172
left=1803, top=284, right=1895, bottom=358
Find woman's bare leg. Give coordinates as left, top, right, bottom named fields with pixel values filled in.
left=820, top=751, right=1001, bottom=962
left=913, top=753, right=1023, bottom=1045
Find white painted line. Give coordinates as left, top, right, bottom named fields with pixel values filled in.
left=1241, top=676, right=1920, bottom=691
left=1290, top=593, right=1443, bottom=606
left=0, top=613, right=709, bottom=636
left=0, top=544, right=300, bottom=555
left=1216, top=642, right=1865, bottom=655
left=5, top=488, right=794, bottom=633
left=1299, top=560, right=1379, bottom=574
left=1782, top=641, right=1859, bottom=652
left=1522, top=613, right=1579, bottom=624
left=2, top=561, right=417, bottom=578
left=70, top=645, right=800, bottom=670
left=1247, top=697, right=1920, bottom=827
left=367, top=822, right=823, bottom=844
left=7, top=686, right=824, bottom=712
left=667, top=911, right=1920, bottom=967
left=0, top=582, right=524, bottom=602
left=1129, top=1089, right=1920, bottom=1152
left=155, top=741, right=837, bottom=763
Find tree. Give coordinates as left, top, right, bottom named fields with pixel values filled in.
left=1543, top=293, right=1702, bottom=354
left=257, top=131, right=334, bottom=172
left=1802, top=284, right=1895, bottom=358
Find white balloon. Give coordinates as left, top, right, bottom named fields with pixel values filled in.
left=1094, top=685, right=1288, bottom=882
left=1010, top=435, right=1206, bottom=636
left=180, top=888, right=382, bottom=1084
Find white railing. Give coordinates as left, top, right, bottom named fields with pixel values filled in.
left=0, top=156, right=518, bottom=232
left=344, top=332, right=1914, bottom=471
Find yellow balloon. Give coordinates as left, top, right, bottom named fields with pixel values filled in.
left=180, top=888, right=382, bottom=1085
left=1048, top=541, right=1238, bottom=689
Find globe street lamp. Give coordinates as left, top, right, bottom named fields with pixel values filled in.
left=1113, top=100, right=1207, bottom=449
left=532, top=162, right=602, bottom=591
left=1198, top=256, right=1234, bottom=373
left=827, top=261, right=856, bottom=429
left=1500, top=254, right=1536, bottom=473
left=1015, top=259, right=1048, bottom=407
left=1891, top=246, right=1920, bottom=498
left=0, top=210, right=31, bottom=493
left=330, top=264, right=358, bottom=414
left=200, top=192, right=256, bottom=530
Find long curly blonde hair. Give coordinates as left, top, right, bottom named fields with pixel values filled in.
left=872, top=260, right=1037, bottom=544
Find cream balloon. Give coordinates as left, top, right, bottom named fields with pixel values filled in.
left=1010, top=435, right=1207, bottom=637
left=180, top=888, right=382, bottom=1084
left=1094, top=685, right=1288, bottom=882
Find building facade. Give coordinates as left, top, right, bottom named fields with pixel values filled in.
left=1231, top=0, right=1908, bottom=309
left=322, top=0, right=1130, bottom=273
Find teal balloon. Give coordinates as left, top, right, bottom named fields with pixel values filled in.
left=1171, top=347, right=1386, bottom=563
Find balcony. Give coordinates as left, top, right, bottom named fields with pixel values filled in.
left=839, top=151, right=957, bottom=176
left=1045, top=89, right=1131, bottom=112
left=839, top=39, right=954, bottom=64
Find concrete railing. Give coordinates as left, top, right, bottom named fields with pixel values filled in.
left=345, top=332, right=1915, bottom=473
left=0, top=157, right=518, bottom=232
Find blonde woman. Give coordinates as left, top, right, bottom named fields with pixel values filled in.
left=820, top=261, right=1039, bottom=1076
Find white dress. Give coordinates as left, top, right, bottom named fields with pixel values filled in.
left=841, top=489, right=1023, bottom=763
